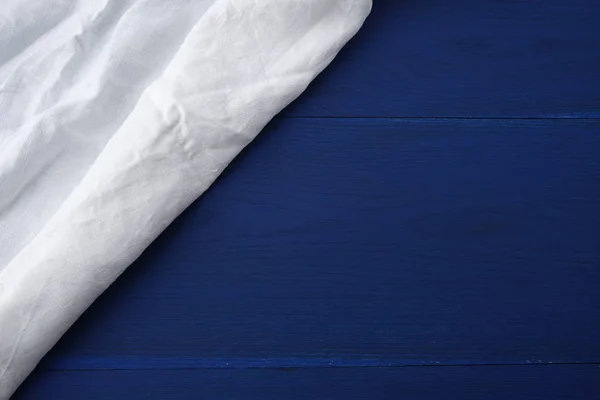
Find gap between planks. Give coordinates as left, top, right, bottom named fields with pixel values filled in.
left=45, top=357, right=600, bottom=371
left=283, top=116, right=600, bottom=121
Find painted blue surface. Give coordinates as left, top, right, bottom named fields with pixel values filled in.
left=16, top=366, right=600, bottom=399
left=14, top=1, right=600, bottom=399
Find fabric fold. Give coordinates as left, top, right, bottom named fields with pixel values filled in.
left=0, top=0, right=371, bottom=397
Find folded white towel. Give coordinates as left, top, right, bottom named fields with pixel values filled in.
left=0, top=0, right=371, bottom=397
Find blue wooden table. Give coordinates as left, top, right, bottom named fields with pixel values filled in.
left=14, top=0, right=600, bottom=398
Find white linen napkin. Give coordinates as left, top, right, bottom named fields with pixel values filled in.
left=0, top=0, right=372, bottom=397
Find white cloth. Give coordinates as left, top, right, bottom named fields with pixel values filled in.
left=0, top=0, right=371, bottom=397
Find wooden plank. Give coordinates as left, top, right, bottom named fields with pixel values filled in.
left=36, top=117, right=600, bottom=367
left=285, top=0, right=600, bottom=117
left=15, top=365, right=600, bottom=400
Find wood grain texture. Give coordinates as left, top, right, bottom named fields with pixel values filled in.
left=29, top=118, right=600, bottom=371
left=14, top=365, right=600, bottom=400
left=14, top=0, right=600, bottom=397
left=285, top=0, right=600, bottom=118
